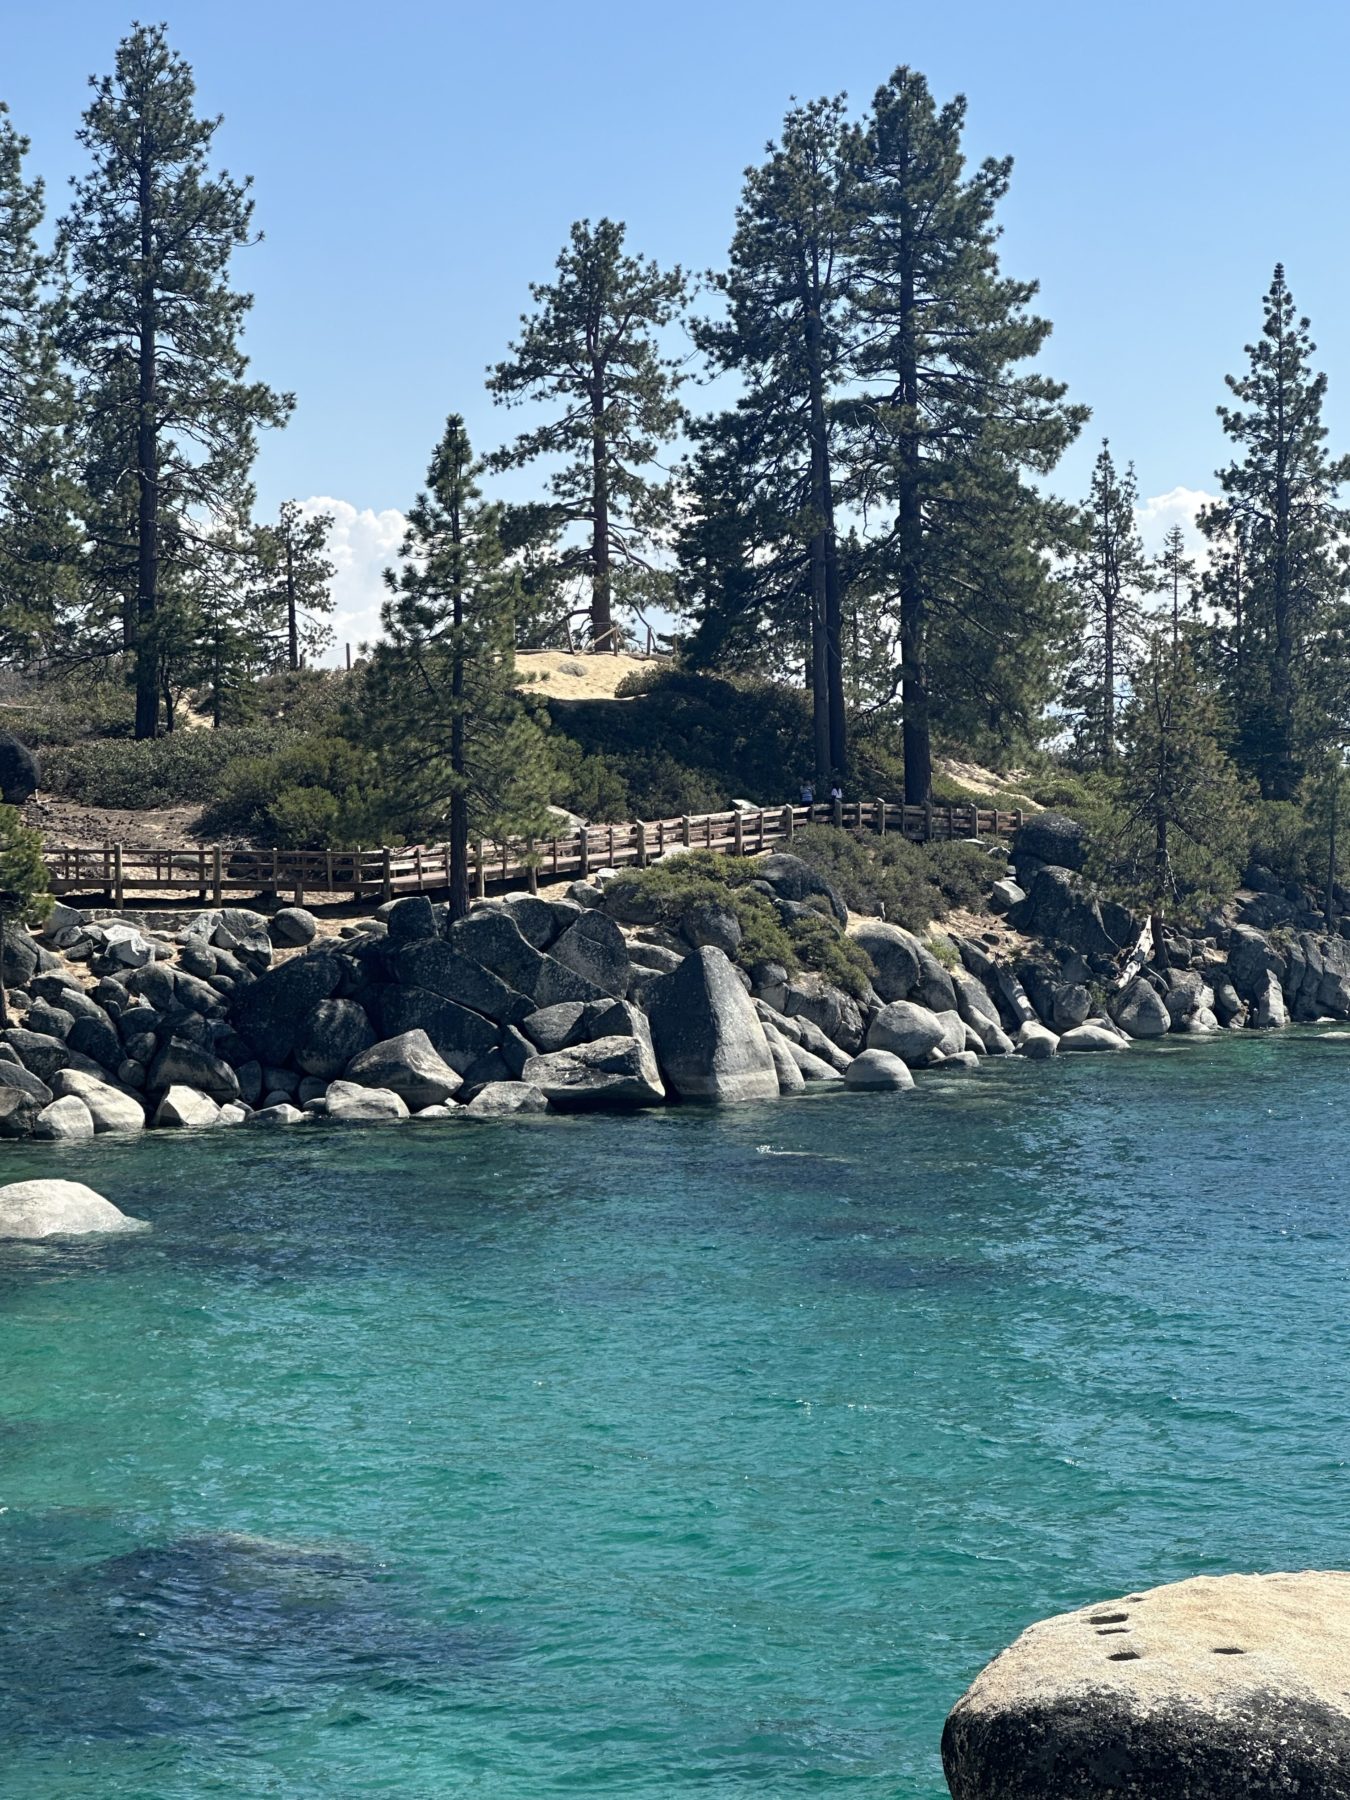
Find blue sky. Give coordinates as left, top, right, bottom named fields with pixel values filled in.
left=7, top=0, right=1349, bottom=649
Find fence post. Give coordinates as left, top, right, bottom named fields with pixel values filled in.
left=681, top=815, right=691, bottom=847
left=923, top=802, right=933, bottom=842
left=733, top=811, right=744, bottom=855
left=474, top=841, right=486, bottom=899
left=353, top=847, right=364, bottom=904
left=1013, top=808, right=1024, bottom=834
left=526, top=837, right=538, bottom=895
left=781, top=804, right=794, bottom=842
left=876, top=797, right=886, bottom=837
left=113, top=842, right=124, bottom=909
left=379, top=846, right=391, bottom=902
left=636, top=822, right=648, bottom=868
left=414, top=846, right=424, bottom=893
left=832, top=796, right=843, bottom=829
left=577, top=827, right=589, bottom=879
left=212, top=844, right=223, bottom=907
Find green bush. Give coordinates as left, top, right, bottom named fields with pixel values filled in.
left=198, top=735, right=379, bottom=847
left=607, top=850, right=873, bottom=997
left=2, top=673, right=137, bottom=746
left=788, top=825, right=999, bottom=932
left=41, top=726, right=282, bottom=808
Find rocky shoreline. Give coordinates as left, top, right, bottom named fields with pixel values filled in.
left=0, top=814, right=1347, bottom=1152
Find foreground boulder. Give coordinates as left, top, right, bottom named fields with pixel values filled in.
left=1110, top=977, right=1170, bottom=1040
left=152, top=1085, right=222, bottom=1129
left=344, top=1030, right=462, bottom=1109
left=324, top=1080, right=410, bottom=1122
left=34, top=1095, right=95, bottom=1140
left=0, top=1179, right=146, bottom=1239
left=646, top=946, right=779, bottom=1102
left=521, top=1034, right=665, bottom=1108
left=0, top=729, right=38, bottom=805
left=843, top=1049, right=914, bottom=1091
left=848, top=920, right=921, bottom=1003
left=49, top=1069, right=145, bottom=1133
left=941, top=1570, right=1350, bottom=1799
left=866, top=1000, right=945, bottom=1066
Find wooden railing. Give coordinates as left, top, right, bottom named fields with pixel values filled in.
left=43, top=799, right=1025, bottom=908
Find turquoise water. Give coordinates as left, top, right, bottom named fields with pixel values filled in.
left=1, top=1033, right=1348, bottom=1798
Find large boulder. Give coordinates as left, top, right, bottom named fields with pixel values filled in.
left=941, top=1570, right=1350, bottom=1800
left=681, top=900, right=743, bottom=958
left=388, top=940, right=533, bottom=1025
left=1011, top=866, right=1118, bottom=957
left=912, top=944, right=960, bottom=1015
left=1226, top=924, right=1285, bottom=1000
left=1016, top=1023, right=1059, bottom=1059
left=269, top=906, right=318, bottom=948
left=521, top=1035, right=665, bottom=1109
left=230, top=952, right=342, bottom=1063
left=753, top=852, right=848, bottom=924
left=0, top=1088, right=40, bottom=1136
left=521, top=1002, right=590, bottom=1054
left=782, top=977, right=866, bottom=1054
left=344, top=1030, right=462, bottom=1109
left=324, top=1079, right=410, bottom=1123
left=374, top=986, right=500, bottom=1072
left=0, top=1178, right=146, bottom=1239
left=0, top=730, right=38, bottom=805
left=761, top=1021, right=806, bottom=1094
left=2, top=928, right=38, bottom=989
left=848, top=921, right=921, bottom=1004
left=3, top=1027, right=70, bottom=1085
left=49, top=1069, right=146, bottom=1132
left=1012, top=810, right=1086, bottom=873
left=843, top=1049, right=915, bottom=1092
left=550, top=911, right=633, bottom=998
left=1058, top=1023, right=1127, bottom=1052
left=293, top=998, right=376, bottom=1079
left=385, top=895, right=438, bottom=942
left=1110, top=977, right=1171, bottom=1040
left=462, top=1081, right=550, bottom=1117
left=1254, top=969, right=1288, bottom=1029
left=146, top=1039, right=240, bottom=1104
left=646, top=946, right=779, bottom=1103
left=34, top=1095, right=95, bottom=1140
left=0, top=1060, right=54, bottom=1105
left=152, top=1085, right=223, bottom=1129
left=447, top=911, right=605, bottom=1008
left=65, top=1010, right=122, bottom=1072
left=866, top=1000, right=946, bottom=1066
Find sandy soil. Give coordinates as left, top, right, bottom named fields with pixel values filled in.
left=23, top=794, right=236, bottom=851
left=514, top=648, right=665, bottom=700
left=935, top=756, right=1036, bottom=806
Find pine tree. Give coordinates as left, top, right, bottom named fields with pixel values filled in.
left=1062, top=442, right=1154, bottom=764
left=0, top=103, right=80, bottom=661
left=1198, top=264, right=1350, bottom=800
left=687, top=96, right=853, bottom=784
left=1157, top=522, right=1199, bottom=655
left=365, top=415, right=554, bottom=919
left=844, top=68, right=1086, bottom=804
left=1092, top=635, right=1250, bottom=958
left=249, top=499, right=336, bottom=671
left=58, top=23, right=292, bottom=736
left=487, top=219, right=686, bottom=651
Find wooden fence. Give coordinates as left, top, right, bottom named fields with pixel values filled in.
left=43, top=798, right=1025, bottom=908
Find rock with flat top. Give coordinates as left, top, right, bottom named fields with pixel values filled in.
left=1058, top=1023, right=1128, bottom=1052
left=462, top=1081, right=551, bottom=1117
left=521, top=1034, right=665, bottom=1108
left=0, top=1178, right=146, bottom=1239
left=941, top=1570, right=1350, bottom=1799
left=49, top=1069, right=145, bottom=1132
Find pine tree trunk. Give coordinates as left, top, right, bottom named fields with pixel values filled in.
left=590, top=387, right=614, bottom=650
left=1102, top=513, right=1117, bottom=768
left=133, top=147, right=159, bottom=741
left=1325, top=783, right=1338, bottom=934
left=448, top=499, right=471, bottom=923
left=286, top=535, right=299, bottom=672
left=896, top=264, right=929, bottom=806
left=802, top=255, right=834, bottom=788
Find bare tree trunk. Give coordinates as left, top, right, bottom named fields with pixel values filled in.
left=448, top=494, right=471, bottom=922
left=896, top=261, right=929, bottom=807
left=1325, top=780, right=1338, bottom=934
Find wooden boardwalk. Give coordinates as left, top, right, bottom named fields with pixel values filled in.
left=44, top=798, right=1025, bottom=908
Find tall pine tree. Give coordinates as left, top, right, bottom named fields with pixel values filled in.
left=686, top=96, right=853, bottom=783
left=249, top=499, right=336, bottom=671
left=58, top=23, right=291, bottom=736
left=844, top=68, right=1085, bottom=802
left=366, top=416, right=553, bottom=919
left=1198, top=264, right=1350, bottom=800
left=1157, top=522, right=1198, bottom=655
left=1062, top=442, right=1154, bottom=765
left=0, top=102, right=79, bottom=662
left=488, top=219, right=686, bottom=651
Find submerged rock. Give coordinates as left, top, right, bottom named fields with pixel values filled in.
left=0, top=1179, right=147, bottom=1239
left=942, top=1570, right=1350, bottom=1799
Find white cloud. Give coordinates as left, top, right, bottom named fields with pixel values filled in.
left=294, top=496, right=407, bottom=666
left=1134, top=485, right=1219, bottom=559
